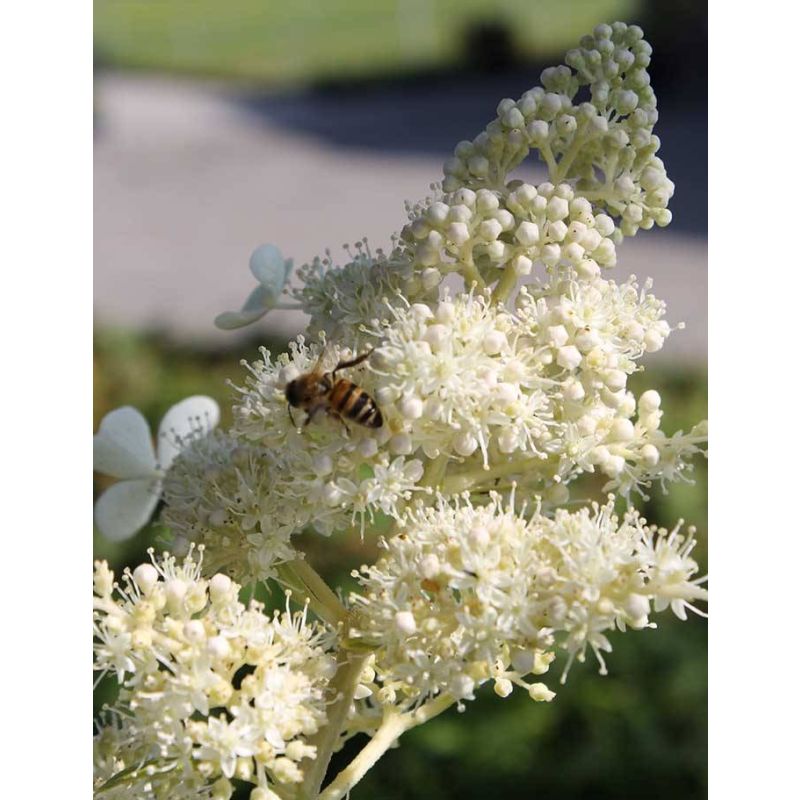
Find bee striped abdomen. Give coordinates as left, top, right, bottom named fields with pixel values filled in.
left=330, top=379, right=383, bottom=428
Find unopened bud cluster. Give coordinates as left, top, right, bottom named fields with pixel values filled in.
left=440, top=21, right=672, bottom=240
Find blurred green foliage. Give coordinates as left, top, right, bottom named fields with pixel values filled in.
left=94, top=0, right=637, bottom=84
left=93, top=327, right=706, bottom=799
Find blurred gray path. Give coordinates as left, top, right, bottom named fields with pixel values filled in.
left=94, top=74, right=706, bottom=361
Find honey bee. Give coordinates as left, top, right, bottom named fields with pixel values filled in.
left=285, top=349, right=383, bottom=430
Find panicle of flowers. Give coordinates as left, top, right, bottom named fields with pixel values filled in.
left=512, top=269, right=706, bottom=495
left=348, top=493, right=706, bottom=708
left=95, top=21, right=708, bottom=799
left=231, top=339, right=426, bottom=539
left=93, top=550, right=336, bottom=797
left=400, top=181, right=618, bottom=298
left=440, top=22, right=672, bottom=240
left=291, top=240, right=439, bottom=350
left=159, top=430, right=298, bottom=584
left=228, top=278, right=703, bottom=561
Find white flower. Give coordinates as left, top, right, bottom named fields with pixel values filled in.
left=93, top=396, right=220, bottom=541
left=160, top=430, right=298, bottom=583
left=292, top=241, right=437, bottom=349
left=231, top=340, right=426, bottom=536
left=401, top=182, right=618, bottom=295
left=93, top=550, right=336, bottom=795
left=349, top=493, right=706, bottom=705
left=215, top=244, right=293, bottom=330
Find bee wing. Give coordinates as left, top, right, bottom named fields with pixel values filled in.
left=310, top=346, right=331, bottom=375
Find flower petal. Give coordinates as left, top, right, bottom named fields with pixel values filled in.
left=241, top=284, right=274, bottom=313
left=249, top=243, right=290, bottom=293
left=94, top=478, right=160, bottom=541
left=93, top=406, right=158, bottom=479
left=214, top=285, right=274, bottom=330
left=214, top=308, right=268, bottom=330
left=157, top=395, right=220, bottom=469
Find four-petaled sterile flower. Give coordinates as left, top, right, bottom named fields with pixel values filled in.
left=215, top=243, right=294, bottom=330
left=93, top=396, right=220, bottom=540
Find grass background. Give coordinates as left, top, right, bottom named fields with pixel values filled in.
left=95, top=0, right=638, bottom=84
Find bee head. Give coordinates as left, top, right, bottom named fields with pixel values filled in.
left=285, top=379, right=303, bottom=408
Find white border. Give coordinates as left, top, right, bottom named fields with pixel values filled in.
left=4, top=1, right=799, bottom=794
left=2, top=0, right=92, bottom=792
left=708, top=1, right=800, bottom=796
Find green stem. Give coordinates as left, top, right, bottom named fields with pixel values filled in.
left=492, top=265, right=520, bottom=306
left=419, top=453, right=450, bottom=490
left=300, top=652, right=370, bottom=799
left=458, top=245, right=487, bottom=292
left=276, top=558, right=348, bottom=627
left=551, top=124, right=589, bottom=184
left=539, top=141, right=559, bottom=182
left=318, top=695, right=456, bottom=800
left=442, top=454, right=553, bottom=494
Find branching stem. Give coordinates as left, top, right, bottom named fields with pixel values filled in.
left=277, top=558, right=348, bottom=627
left=300, top=652, right=370, bottom=799
left=319, top=694, right=456, bottom=800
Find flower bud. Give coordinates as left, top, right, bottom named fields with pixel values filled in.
left=511, top=254, right=533, bottom=275
left=399, top=395, right=424, bottom=420
left=447, top=222, right=470, bottom=245
left=515, top=221, right=540, bottom=246
left=529, top=683, right=556, bottom=702
left=395, top=611, right=417, bottom=635
left=133, top=563, right=159, bottom=595
left=638, top=389, right=661, bottom=412
left=640, top=443, right=660, bottom=466
left=557, top=346, right=582, bottom=370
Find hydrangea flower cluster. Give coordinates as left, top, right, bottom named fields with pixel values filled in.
left=94, top=22, right=707, bottom=800
left=160, top=431, right=297, bottom=584
left=291, top=241, right=437, bottom=349
left=93, top=550, right=336, bottom=798
left=348, top=493, right=706, bottom=708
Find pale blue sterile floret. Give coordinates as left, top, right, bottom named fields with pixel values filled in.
left=215, top=243, right=294, bottom=330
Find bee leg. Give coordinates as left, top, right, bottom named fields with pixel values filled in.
left=332, top=349, right=374, bottom=380
left=288, top=405, right=298, bottom=428
left=328, top=409, right=350, bottom=436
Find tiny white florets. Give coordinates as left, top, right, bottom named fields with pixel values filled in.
left=293, top=241, right=438, bottom=349
left=400, top=182, right=619, bottom=293
left=349, top=494, right=706, bottom=705
left=160, top=430, right=298, bottom=583
left=231, top=339, right=426, bottom=537
left=93, top=552, right=336, bottom=796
